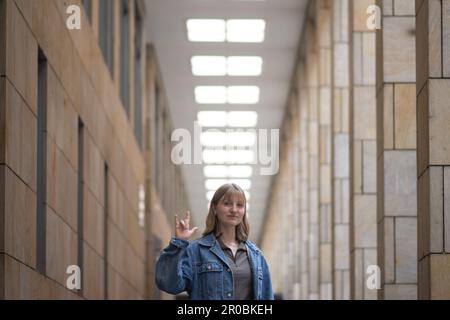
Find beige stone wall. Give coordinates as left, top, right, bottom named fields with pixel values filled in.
left=306, top=10, right=322, bottom=300
left=0, top=0, right=145, bottom=299
left=298, top=60, right=310, bottom=300
left=376, top=0, right=417, bottom=300
left=261, top=0, right=450, bottom=301
left=0, top=0, right=189, bottom=300
left=349, top=0, right=378, bottom=300
left=144, top=45, right=191, bottom=300
left=416, top=0, right=450, bottom=300
left=332, top=0, right=351, bottom=300
left=317, top=0, right=333, bottom=300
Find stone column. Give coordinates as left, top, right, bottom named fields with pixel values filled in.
left=298, top=60, right=311, bottom=300
left=317, top=0, right=333, bottom=300
left=376, top=0, right=417, bottom=300
left=349, top=0, right=378, bottom=300
left=291, top=92, right=303, bottom=299
left=305, top=16, right=321, bottom=300
left=416, top=0, right=450, bottom=300
left=332, top=0, right=351, bottom=300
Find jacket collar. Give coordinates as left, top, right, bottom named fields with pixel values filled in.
left=199, top=233, right=261, bottom=255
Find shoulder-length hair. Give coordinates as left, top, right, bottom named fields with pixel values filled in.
left=203, top=183, right=250, bottom=242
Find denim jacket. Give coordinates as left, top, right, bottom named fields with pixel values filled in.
left=155, top=233, right=274, bottom=300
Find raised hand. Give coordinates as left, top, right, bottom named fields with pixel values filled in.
left=175, top=211, right=198, bottom=241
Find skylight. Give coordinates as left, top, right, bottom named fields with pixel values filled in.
left=192, top=56, right=262, bottom=76
left=203, top=165, right=253, bottom=178
left=191, top=56, right=226, bottom=76
left=197, top=111, right=227, bottom=127
left=205, top=179, right=251, bottom=191
left=195, top=86, right=260, bottom=104
left=227, top=111, right=258, bottom=127
left=197, top=111, right=258, bottom=128
left=195, top=86, right=227, bottom=104
left=227, top=56, right=263, bottom=76
left=202, top=149, right=255, bottom=164
left=187, top=19, right=266, bottom=43
left=187, top=19, right=226, bottom=42
left=227, top=86, right=260, bottom=104
left=227, top=19, right=265, bottom=43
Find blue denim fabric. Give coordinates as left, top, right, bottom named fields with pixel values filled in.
left=155, top=233, right=274, bottom=300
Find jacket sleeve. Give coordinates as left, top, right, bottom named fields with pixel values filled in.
left=261, top=255, right=274, bottom=300
left=155, top=237, right=193, bottom=295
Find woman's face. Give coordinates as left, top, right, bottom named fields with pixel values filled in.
left=214, top=192, right=246, bottom=229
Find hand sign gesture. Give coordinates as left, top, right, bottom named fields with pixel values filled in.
left=175, top=211, right=198, bottom=241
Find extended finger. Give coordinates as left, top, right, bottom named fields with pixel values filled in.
left=186, top=210, right=190, bottom=222
left=175, top=215, right=181, bottom=228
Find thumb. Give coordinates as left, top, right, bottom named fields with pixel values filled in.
left=192, top=227, right=199, bottom=232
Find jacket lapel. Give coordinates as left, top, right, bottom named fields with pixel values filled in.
left=200, top=234, right=231, bottom=268
left=210, top=243, right=231, bottom=268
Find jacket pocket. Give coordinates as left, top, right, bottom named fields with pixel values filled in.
left=197, top=262, right=223, bottom=299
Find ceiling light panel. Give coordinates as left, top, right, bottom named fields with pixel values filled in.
left=200, top=131, right=227, bottom=147
left=228, top=179, right=252, bottom=190
left=203, top=165, right=253, bottom=179
left=227, top=56, right=263, bottom=76
left=228, top=166, right=253, bottom=178
left=191, top=56, right=226, bottom=76
left=200, top=131, right=256, bottom=147
left=197, top=111, right=258, bottom=128
left=195, top=87, right=260, bottom=104
left=205, top=179, right=251, bottom=191
left=205, top=179, right=229, bottom=191
left=227, top=111, right=258, bottom=127
left=192, top=56, right=263, bottom=76
left=203, top=149, right=228, bottom=164
left=195, top=86, right=227, bottom=104
left=187, top=19, right=226, bottom=42
left=187, top=19, right=265, bottom=43
left=204, top=165, right=228, bottom=178
left=226, top=150, right=254, bottom=164
left=202, top=149, right=254, bottom=164
left=197, top=111, right=227, bottom=127
left=227, top=131, right=256, bottom=147
left=227, top=86, right=260, bottom=104
left=227, top=19, right=265, bottom=43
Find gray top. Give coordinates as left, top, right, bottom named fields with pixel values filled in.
left=218, top=237, right=253, bottom=300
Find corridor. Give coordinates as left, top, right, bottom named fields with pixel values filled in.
left=0, top=0, right=449, bottom=300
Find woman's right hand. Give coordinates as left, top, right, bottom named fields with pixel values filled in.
left=175, top=211, right=198, bottom=241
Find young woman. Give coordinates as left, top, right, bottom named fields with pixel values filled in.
left=155, top=183, right=274, bottom=300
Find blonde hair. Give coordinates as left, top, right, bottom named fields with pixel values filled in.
left=203, top=183, right=249, bottom=242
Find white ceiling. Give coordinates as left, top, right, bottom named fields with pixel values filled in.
left=145, top=0, right=308, bottom=243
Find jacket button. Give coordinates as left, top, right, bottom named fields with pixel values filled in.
left=227, top=268, right=231, bottom=272
left=207, top=265, right=211, bottom=270
left=227, top=293, right=231, bottom=298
